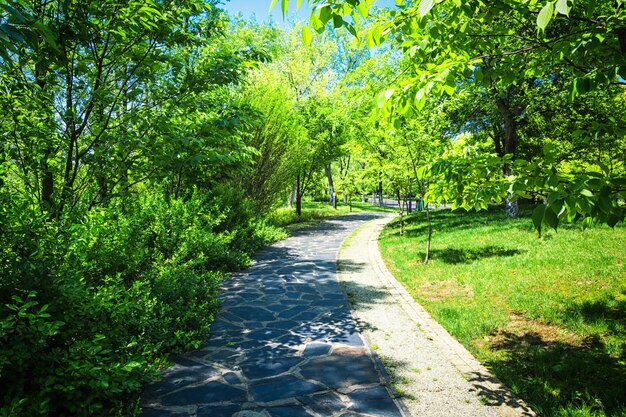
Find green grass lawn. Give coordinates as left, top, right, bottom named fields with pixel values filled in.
left=378, top=207, right=626, bottom=417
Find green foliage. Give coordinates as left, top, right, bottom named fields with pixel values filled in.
left=0, top=187, right=280, bottom=416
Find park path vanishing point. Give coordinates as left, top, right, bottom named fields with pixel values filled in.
left=140, top=212, right=407, bottom=417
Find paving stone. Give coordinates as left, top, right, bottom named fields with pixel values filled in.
left=300, top=348, right=379, bottom=389
left=161, top=381, right=246, bottom=406
left=303, top=342, right=332, bottom=357
left=266, top=406, right=316, bottom=417
left=250, top=376, right=324, bottom=402
left=246, top=328, right=290, bottom=342
left=241, top=356, right=303, bottom=380
left=223, top=372, right=241, bottom=385
left=266, top=320, right=298, bottom=330
left=299, top=391, right=347, bottom=415
left=292, top=311, right=321, bottom=321
left=203, top=349, right=244, bottom=363
left=349, top=395, right=403, bottom=417
left=266, top=304, right=291, bottom=312
left=231, top=307, right=276, bottom=322
left=196, top=404, right=242, bottom=417
left=139, top=408, right=178, bottom=417
left=144, top=364, right=222, bottom=397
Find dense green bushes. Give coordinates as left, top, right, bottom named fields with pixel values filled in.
left=0, top=190, right=284, bottom=417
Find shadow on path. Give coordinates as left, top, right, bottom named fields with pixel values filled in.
left=140, top=212, right=406, bottom=417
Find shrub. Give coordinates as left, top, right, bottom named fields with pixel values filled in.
left=0, top=188, right=280, bottom=417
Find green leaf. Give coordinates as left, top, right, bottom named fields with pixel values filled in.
left=377, top=91, right=387, bottom=109
left=297, top=0, right=303, bottom=9
left=555, top=0, right=570, bottom=16
left=545, top=205, right=559, bottom=230
left=607, top=214, right=620, bottom=228
left=419, top=0, right=434, bottom=18
left=580, top=189, right=594, bottom=197
left=302, top=25, right=312, bottom=46
left=319, top=5, right=332, bottom=26
left=537, top=1, right=555, bottom=30
left=356, top=2, right=369, bottom=18
left=532, top=204, right=546, bottom=235
left=0, top=4, right=27, bottom=24
left=598, top=194, right=612, bottom=214
left=333, top=14, right=344, bottom=29
left=269, top=0, right=279, bottom=11
left=282, top=0, right=289, bottom=17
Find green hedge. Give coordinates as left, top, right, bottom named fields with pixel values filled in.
left=0, top=189, right=284, bottom=417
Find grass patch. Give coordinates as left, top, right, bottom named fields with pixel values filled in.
left=379, top=207, right=626, bottom=417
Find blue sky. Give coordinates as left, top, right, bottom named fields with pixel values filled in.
left=221, top=0, right=396, bottom=26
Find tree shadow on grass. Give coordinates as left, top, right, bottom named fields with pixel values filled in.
left=429, top=246, right=524, bottom=265
left=486, top=322, right=626, bottom=416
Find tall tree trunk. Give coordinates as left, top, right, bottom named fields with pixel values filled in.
left=325, top=164, right=334, bottom=206
left=424, top=204, right=432, bottom=264
left=496, top=95, right=520, bottom=218
left=295, top=174, right=302, bottom=217
left=288, top=184, right=296, bottom=208
left=396, top=188, right=404, bottom=236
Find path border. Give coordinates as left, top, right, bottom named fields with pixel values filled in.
left=346, top=215, right=537, bottom=417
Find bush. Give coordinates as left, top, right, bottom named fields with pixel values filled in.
left=0, top=188, right=281, bottom=417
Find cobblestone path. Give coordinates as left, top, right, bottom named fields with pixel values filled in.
left=141, top=213, right=406, bottom=417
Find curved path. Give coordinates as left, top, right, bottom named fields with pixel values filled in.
left=141, top=212, right=406, bottom=417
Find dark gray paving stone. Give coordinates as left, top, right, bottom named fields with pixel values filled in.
left=243, top=321, right=266, bottom=329
left=203, top=349, right=244, bottom=363
left=266, top=406, right=316, bottom=417
left=265, top=287, right=285, bottom=294
left=327, top=329, right=364, bottom=347
left=348, top=386, right=391, bottom=401
left=314, top=299, right=347, bottom=308
left=300, top=348, right=379, bottom=389
left=292, top=311, right=321, bottom=321
left=246, top=344, right=300, bottom=359
left=209, top=321, right=242, bottom=332
left=303, top=342, right=332, bottom=357
left=246, top=328, right=290, bottom=342
left=231, top=307, right=276, bottom=322
left=266, top=304, right=291, bottom=312
left=196, top=404, right=241, bottom=417
left=277, top=306, right=308, bottom=318
left=299, top=391, right=347, bottom=415
left=250, top=376, right=324, bottom=402
left=217, top=311, right=243, bottom=322
left=241, top=356, right=303, bottom=380
left=161, top=381, right=246, bottom=406
left=223, top=372, right=241, bottom=385
left=144, top=364, right=222, bottom=398
left=267, top=320, right=298, bottom=330
left=349, top=396, right=403, bottom=417
left=139, top=408, right=179, bottom=417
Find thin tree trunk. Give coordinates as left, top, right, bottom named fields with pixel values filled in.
left=396, top=188, right=404, bottom=236
left=296, top=174, right=302, bottom=217
left=325, top=164, right=334, bottom=206
left=496, top=95, right=520, bottom=218
left=424, top=204, right=432, bottom=264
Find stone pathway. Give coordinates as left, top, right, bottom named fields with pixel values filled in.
left=140, top=213, right=406, bottom=417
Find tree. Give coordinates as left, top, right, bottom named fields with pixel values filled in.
left=276, top=0, right=626, bottom=231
